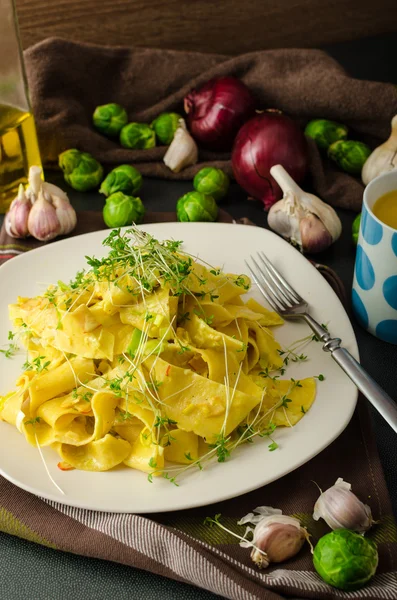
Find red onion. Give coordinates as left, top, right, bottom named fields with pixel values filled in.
left=232, top=111, right=308, bottom=210
left=184, top=77, right=256, bottom=151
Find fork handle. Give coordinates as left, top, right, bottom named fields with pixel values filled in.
left=330, top=347, right=397, bottom=433
left=303, top=314, right=397, bottom=433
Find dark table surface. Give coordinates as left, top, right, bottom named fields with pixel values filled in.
left=1, top=32, right=397, bottom=600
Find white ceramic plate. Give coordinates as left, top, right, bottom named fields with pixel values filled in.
left=0, top=223, right=358, bottom=513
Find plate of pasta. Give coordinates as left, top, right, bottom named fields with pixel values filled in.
left=0, top=222, right=358, bottom=513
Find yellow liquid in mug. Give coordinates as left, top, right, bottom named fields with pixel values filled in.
left=372, top=190, right=397, bottom=230
left=0, top=104, right=42, bottom=214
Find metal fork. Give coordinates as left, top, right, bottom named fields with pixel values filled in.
left=245, top=251, right=397, bottom=434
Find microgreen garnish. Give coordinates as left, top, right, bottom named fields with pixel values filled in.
left=24, top=417, right=41, bottom=426
left=208, top=434, right=231, bottom=463
left=154, top=416, right=177, bottom=428
left=0, top=342, right=18, bottom=359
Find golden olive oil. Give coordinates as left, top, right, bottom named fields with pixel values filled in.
left=0, top=104, right=42, bottom=213
left=373, top=190, right=397, bottom=230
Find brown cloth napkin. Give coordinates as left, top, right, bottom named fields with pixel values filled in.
left=25, top=38, right=397, bottom=212
left=0, top=214, right=396, bottom=599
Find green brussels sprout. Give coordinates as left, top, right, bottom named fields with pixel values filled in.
left=328, top=140, right=371, bottom=175
left=58, top=149, right=104, bottom=192
left=120, top=123, right=156, bottom=149
left=193, top=167, right=230, bottom=202
left=313, top=530, right=378, bottom=591
left=352, top=213, right=361, bottom=245
left=103, top=192, right=145, bottom=228
left=305, top=119, right=348, bottom=150
left=176, top=191, right=218, bottom=222
left=93, top=103, right=128, bottom=137
left=151, top=112, right=182, bottom=145
left=100, top=165, right=143, bottom=197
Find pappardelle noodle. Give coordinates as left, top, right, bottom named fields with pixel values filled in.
left=0, top=228, right=316, bottom=481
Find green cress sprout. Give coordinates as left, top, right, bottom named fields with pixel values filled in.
left=305, top=119, right=348, bottom=151
left=92, top=103, right=128, bottom=137
left=151, top=112, right=182, bottom=145
left=328, top=140, right=371, bottom=176
left=102, top=192, right=145, bottom=228
left=176, top=191, right=218, bottom=222
left=99, top=165, right=143, bottom=197
left=120, top=123, right=156, bottom=149
left=58, top=149, right=104, bottom=192
left=193, top=167, right=230, bottom=202
left=313, top=529, right=378, bottom=591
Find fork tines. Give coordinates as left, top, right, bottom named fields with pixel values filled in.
left=245, top=252, right=304, bottom=314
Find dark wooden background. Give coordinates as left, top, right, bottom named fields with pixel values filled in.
left=15, top=0, right=397, bottom=54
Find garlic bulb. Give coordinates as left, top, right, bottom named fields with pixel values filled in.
left=313, top=478, right=374, bottom=533
left=164, top=118, right=198, bottom=173
left=362, top=115, right=397, bottom=185
left=5, top=166, right=77, bottom=242
left=238, top=506, right=309, bottom=568
left=268, top=165, right=342, bottom=253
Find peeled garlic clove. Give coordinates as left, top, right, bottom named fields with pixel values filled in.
left=52, top=195, right=77, bottom=235
left=362, top=115, right=397, bottom=185
left=313, top=477, right=374, bottom=533
left=164, top=118, right=198, bottom=173
left=28, top=190, right=61, bottom=242
left=299, top=213, right=333, bottom=253
left=5, top=184, right=31, bottom=238
left=239, top=506, right=309, bottom=568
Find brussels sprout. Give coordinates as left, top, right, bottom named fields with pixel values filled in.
left=120, top=123, right=156, bottom=149
left=103, top=192, right=145, bottom=228
left=193, top=167, right=230, bottom=202
left=58, top=149, right=104, bottom=192
left=352, top=213, right=361, bottom=245
left=313, top=529, right=378, bottom=591
left=176, top=191, right=218, bottom=222
left=305, top=119, right=348, bottom=150
left=99, top=165, right=143, bottom=197
left=151, top=112, right=182, bottom=145
left=93, top=103, right=128, bottom=137
left=328, top=140, right=371, bottom=175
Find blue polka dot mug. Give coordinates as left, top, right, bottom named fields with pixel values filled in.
left=352, top=170, right=397, bottom=344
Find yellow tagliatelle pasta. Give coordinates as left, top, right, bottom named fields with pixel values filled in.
left=0, top=228, right=316, bottom=480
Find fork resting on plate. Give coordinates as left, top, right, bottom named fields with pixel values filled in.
left=246, top=252, right=397, bottom=434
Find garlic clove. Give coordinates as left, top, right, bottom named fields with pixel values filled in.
left=5, top=184, right=31, bottom=238
left=239, top=506, right=310, bottom=568
left=362, top=115, right=397, bottom=185
left=27, top=190, right=61, bottom=242
left=251, top=521, right=307, bottom=568
left=164, top=118, right=198, bottom=173
left=42, top=181, right=70, bottom=203
left=52, top=195, right=77, bottom=235
left=299, top=213, right=333, bottom=253
left=313, top=477, right=374, bottom=533
left=5, top=211, right=17, bottom=238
